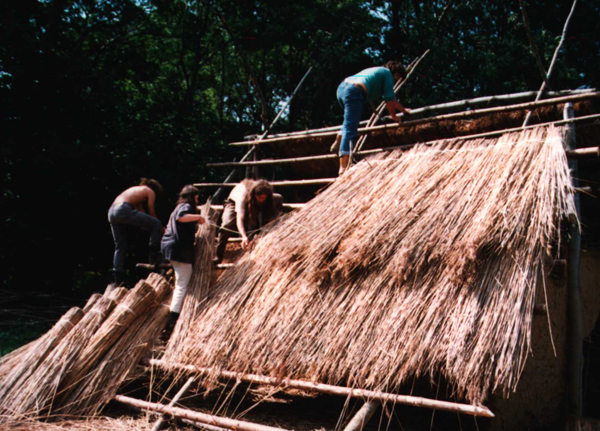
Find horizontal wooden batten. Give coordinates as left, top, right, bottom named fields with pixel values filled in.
left=229, top=92, right=600, bottom=146
left=194, top=179, right=335, bottom=188
left=241, top=89, right=595, bottom=142
left=147, top=360, right=495, bottom=418
left=114, top=395, right=291, bottom=431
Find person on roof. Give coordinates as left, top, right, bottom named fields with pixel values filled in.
left=161, top=185, right=206, bottom=316
left=214, top=179, right=282, bottom=264
left=331, top=61, right=411, bottom=175
left=108, top=178, right=164, bottom=285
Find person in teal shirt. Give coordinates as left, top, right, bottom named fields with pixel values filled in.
left=332, top=61, right=411, bottom=175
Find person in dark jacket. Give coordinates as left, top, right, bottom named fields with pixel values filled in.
left=161, top=185, right=205, bottom=316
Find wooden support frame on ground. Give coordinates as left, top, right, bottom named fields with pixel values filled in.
left=147, top=360, right=495, bottom=418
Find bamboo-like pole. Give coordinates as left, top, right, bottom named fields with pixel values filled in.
left=343, top=400, right=380, bottom=431
left=114, top=395, right=292, bottom=431
left=214, top=67, right=314, bottom=201
left=148, top=360, right=495, bottom=418
left=151, top=377, right=196, bottom=431
left=518, top=0, right=551, bottom=90
left=354, top=50, right=430, bottom=154
left=206, top=145, right=599, bottom=169
left=522, top=0, right=579, bottom=126
left=229, top=92, right=600, bottom=146
left=242, top=89, right=593, bottom=141
left=194, top=179, right=335, bottom=188
left=208, top=203, right=305, bottom=210
left=564, top=103, right=583, bottom=418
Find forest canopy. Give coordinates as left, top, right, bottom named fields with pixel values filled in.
left=1, top=0, right=598, bottom=295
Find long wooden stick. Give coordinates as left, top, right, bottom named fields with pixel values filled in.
left=343, top=400, right=379, bottom=431
left=229, top=92, right=600, bottom=146
left=518, top=0, right=551, bottom=90
left=354, top=50, right=430, bottom=154
left=522, top=0, right=579, bottom=126
left=195, top=179, right=335, bottom=188
left=114, top=395, right=292, bottom=431
left=151, top=377, right=196, bottom=431
left=148, top=360, right=495, bottom=418
left=206, top=145, right=599, bottom=169
left=564, top=103, right=583, bottom=418
left=242, top=89, right=592, bottom=141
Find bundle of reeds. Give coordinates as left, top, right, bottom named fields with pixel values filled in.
left=54, top=274, right=172, bottom=417
left=0, top=307, right=85, bottom=417
left=163, top=126, right=574, bottom=405
left=4, top=288, right=129, bottom=421
left=164, top=202, right=216, bottom=361
left=53, top=280, right=158, bottom=405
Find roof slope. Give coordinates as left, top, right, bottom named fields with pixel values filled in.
left=165, top=126, right=574, bottom=404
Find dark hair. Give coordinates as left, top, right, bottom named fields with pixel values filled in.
left=139, top=178, right=164, bottom=196
left=177, top=184, right=199, bottom=211
left=383, top=61, right=407, bottom=80
left=243, top=179, right=277, bottom=226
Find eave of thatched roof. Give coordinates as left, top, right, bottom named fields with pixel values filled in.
left=164, top=125, right=574, bottom=405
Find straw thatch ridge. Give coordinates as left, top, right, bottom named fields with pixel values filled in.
left=163, top=126, right=574, bottom=405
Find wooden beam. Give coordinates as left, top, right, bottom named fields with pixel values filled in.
left=206, top=145, right=599, bottom=170
left=114, top=395, right=291, bottom=431
left=241, top=89, right=594, bottom=142
left=148, top=360, right=495, bottom=418
left=207, top=203, right=306, bottom=210
left=229, top=92, right=600, bottom=146
left=151, top=377, right=196, bottom=431
left=194, top=179, right=335, bottom=188
left=564, top=103, right=583, bottom=418
left=343, top=400, right=379, bottom=431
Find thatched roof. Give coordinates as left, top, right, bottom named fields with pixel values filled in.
left=163, top=125, right=574, bottom=405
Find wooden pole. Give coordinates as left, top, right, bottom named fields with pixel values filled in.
left=354, top=50, right=430, bottom=154
left=148, top=360, right=495, bottom=418
left=114, top=395, right=292, bottom=431
left=522, top=0, right=579, bottom=126
left=343, top=400, right=380, bottom=431
left=208, top=203, right=305, bottom=210
left=194, top=179, right=335, bottom=188
left=518, top=0, right=551, bottom=90
left=229, top=92, right=600, bottom=146
left=241, top=89, right=592, bottom=141
left=564, top=103, right=583, bottom=419
left=151, top=377, right=196, bottom=431
left=206, top=145, right=599, bottom=169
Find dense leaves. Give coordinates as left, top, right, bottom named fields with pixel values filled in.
left=1, top=0, right=598, bottom=295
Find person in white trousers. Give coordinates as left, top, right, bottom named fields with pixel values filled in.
left=161, top=185, right=205, bottom=324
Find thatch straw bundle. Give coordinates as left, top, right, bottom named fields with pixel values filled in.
left=164, top=126, right=574, bottom=405
left=0, top=289, right=128, bottom=421
left=0, top=307, right=85, bottom=414
left=164, top=202, right=216, bottom=360
left=55, top=274, right=172, bottom=417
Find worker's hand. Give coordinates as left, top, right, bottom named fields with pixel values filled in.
left=198, top=216, right=206, bottom=225
left=403, top=107, right=412, bottom=114
left=241, top=236, right=250, bottom=250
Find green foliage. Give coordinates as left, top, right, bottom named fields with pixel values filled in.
left=0, top=320, right=49, bottom=357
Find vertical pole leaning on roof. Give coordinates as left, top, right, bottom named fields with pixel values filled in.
left=564, top=102, right=583, bottom=419
left=213, top=67, right=313, bottom=202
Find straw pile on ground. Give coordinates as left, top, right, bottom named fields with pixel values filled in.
left=163, top=125, right=574, bottom=405
left=0, top=274, right=172, bottom=423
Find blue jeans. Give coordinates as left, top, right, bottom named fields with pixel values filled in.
left=337, top=81, right=365, bottom=156
left=108, top=202, right=162, bottom=271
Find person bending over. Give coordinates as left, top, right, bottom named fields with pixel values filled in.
left=332, top=61, right=411, bottom=175
left=108, top=178, right=164, bottom=284
left=214, top=179, right=282, bottom=264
